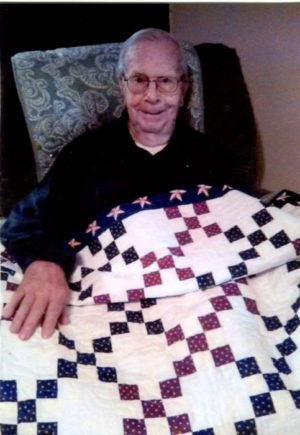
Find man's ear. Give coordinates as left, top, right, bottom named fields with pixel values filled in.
left=119, top=76, right=126, bottom=96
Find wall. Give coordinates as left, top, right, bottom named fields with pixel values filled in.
left=170, top=3, right=300, bottom=193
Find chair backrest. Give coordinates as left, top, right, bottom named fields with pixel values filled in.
left=11, top=41, right=204, bottom=180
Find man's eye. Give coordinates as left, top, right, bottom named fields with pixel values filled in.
left=134, top=76, right=147, bottom=84
left=159, top=77, right=172, bottom=84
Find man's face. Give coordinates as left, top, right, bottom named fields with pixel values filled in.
left=120, top=40, right=187, bottom=144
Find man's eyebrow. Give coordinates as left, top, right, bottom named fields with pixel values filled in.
left=128, top=71, right=147, bottom=77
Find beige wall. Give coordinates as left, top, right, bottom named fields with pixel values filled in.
left=170, top=3, right=300, bottom=192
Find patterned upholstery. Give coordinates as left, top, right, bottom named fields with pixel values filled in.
left=11, top=41, right=204, bottom=180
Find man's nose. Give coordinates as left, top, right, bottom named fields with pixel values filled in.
left=144, top=80, right=160, bottom=102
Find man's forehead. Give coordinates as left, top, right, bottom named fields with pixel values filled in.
left=128, top=39, right=179, bottom=55
left=124, top=40, right=181, bottom=72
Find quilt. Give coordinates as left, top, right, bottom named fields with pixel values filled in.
left=1, top=185, right=300, bottom=435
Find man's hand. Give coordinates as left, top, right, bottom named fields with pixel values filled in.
left=2, top=260, right=70, bottom=340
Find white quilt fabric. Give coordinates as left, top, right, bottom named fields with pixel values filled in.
left=1, top=186, right=300, bottom=435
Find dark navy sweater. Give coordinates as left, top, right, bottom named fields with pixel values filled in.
left=1, top=115, right=228, bottom=276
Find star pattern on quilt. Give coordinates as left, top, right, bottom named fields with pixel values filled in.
left=107, top=205, right=125, bottom=220
left=276, top=191, right=291, bottom=202
left=65, top=185, right=300, bottom=307
left=85, top=220, right=100, bottom=236
left=197, top=184, right=212, bottom=196
left=169, top=189, right=186, bottom=201
left=68, top=238, right=81, bottom=248
left=222, top=184, right=233, bottom=191
left=132, top=196, right=152, bottom=208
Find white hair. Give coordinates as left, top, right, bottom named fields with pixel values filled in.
left=116, top=28, right=188, bottom=79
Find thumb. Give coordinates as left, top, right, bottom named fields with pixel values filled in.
left=58, top=308, right=70, bottom=325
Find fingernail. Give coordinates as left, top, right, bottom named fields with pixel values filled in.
left=10, top=324, right=18, bottom=333
left=2, top=307, right=9, bottom=317
left=41, top=329, right=50, bottom=339
left=19, top=327, right=30, bottom=340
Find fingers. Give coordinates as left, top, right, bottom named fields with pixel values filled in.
left=6, top=296, right=66, bottom=340
left=2, top=287, right=25, bottom=319
left=58, top=308, right=70, bottom=326
left=16, top=299, right=48, bottom=340
left=9, top=294, right=36, bottom=335
left=41, top=299, right=67, bottom=339
left=2, top=261, right=70, bottom=340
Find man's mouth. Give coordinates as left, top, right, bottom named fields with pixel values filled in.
left=142, top=110, right=163, bottom=116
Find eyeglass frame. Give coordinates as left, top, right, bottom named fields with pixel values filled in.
left=121, top=73, right=186, bottom=94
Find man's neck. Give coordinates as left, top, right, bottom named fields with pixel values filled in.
left=129, top=124, right=171, bottom=148
left=135, top=141, right=167, bottom=155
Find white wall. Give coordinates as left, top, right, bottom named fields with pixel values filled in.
left=170, top=3, right=300, bottom=192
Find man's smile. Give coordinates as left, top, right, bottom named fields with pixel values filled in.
left=140, top=110, right=164, bottom=117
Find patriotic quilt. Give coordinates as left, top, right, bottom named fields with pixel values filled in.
left=1, top=185, right=300, bottom=435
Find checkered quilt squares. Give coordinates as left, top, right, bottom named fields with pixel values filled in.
left=88, top=238, right=102, bottom=255
left=225, top=225, right=245, bottom=243
left=193, top=201, right=210, bottom=215
left=143, top=271, right=162, bottom=287
left=109, top=221, right=127, bottom=240
left=290, top=390, right=300, bottom=409
left=1, top=423, right=58, bottom=434
left=276, top=337, right=297, bottom=356
left=122, top=246, right=139, bottom=265
left=174, top=355, right=197, bottom=377
left=248, top=229, right=267, bottom=247
left=165, top=205, right=182, bottom=219
left=18, top=399, right=36, bottom=422
left=97, top=366, right=118, bottom=383
left=270, top=230, right=291, bottom=248
left=159, top=378, right=182, bottom=399
left=59, top=332, right=75, bottom=350
left=186, top=333, right=209, bottom=353
left=221, top=282, right=242, bottom=296
left=263, top=373, right=286, bottom=391
left=252, top=208, right=274, bottom=227
left=272, top=357, right=292, bottom=375
left=78, top=284, right=93, bottom=301
left=184, top=216, right=201, bottom=229
left=166, top=324, right=185, bottom=345
left=293, top=239, right=300, bottom=255
left=199, top=313, right=221, bottom=331
left=1, top=186, right=300, bottom=434
left=1, top=380, right=17, bottom=402
left=211, top=344, right=235, bottom=367
left=142, top=399, right=166, bottom=418
left=228, top=262, right=248, bottom=279
left=175, top=230, right=193, bottom=246
left=197, top=273, right=216, bottom=290
left=210, top=295, right=232, bottom=312
left=104, top=240, right=120, bottom=260
left=250, top=392, right=276, bottom=417
left=36, top=380, right=58, bottom=398
left=235, top=418, right=257, bottom=434
left=239, top=247, right=260, bottom=260
left=236, top=357, right=261, bottom=378
left=119, top=383, right=140, bottom=400
left=285, top=314, right=300, bottom=335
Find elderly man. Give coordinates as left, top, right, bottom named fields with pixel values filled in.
left=1, top=28, right=225, bottom=340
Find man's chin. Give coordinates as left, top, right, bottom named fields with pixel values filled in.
left=138, top=118, right=166, bottom=134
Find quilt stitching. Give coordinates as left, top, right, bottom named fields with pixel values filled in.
left=1, top=187, right=300, bottom=434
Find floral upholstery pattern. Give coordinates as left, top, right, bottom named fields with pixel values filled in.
left=11, top=41, right=204, bottom=180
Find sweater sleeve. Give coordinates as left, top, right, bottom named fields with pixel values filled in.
left=0, top=166, right=76, bottom=277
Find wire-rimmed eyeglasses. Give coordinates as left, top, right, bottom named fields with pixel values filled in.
left=122, top=74, right=183, bottom=94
